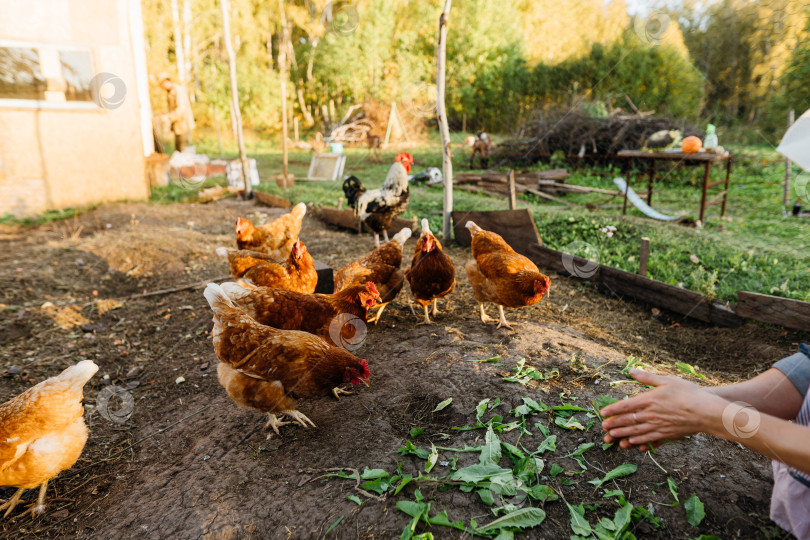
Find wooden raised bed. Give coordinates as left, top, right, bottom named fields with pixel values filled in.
left=317, top=207, right=416, bottom=236
left=451, top=209, right=541, bottom=256
left=736, top=292, right=810, bottom=332
left=254, top=191, right=292, bottom=209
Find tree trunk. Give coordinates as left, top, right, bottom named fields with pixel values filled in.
left=437, top=0, right=453, bottom=240
left=182, top=0, right=193, bottom=92
left=278, top=0, right=290, bottom=181
left=220, top=0, right=251, bottom=196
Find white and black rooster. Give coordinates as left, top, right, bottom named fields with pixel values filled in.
left=342, top=152, right=413, bottom=247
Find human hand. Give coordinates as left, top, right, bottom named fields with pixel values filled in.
left=600, top=369, right=726, bottom=450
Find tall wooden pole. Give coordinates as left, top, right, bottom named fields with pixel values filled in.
left=171, top=0, right=187, bottom=84
left=278, top=0, right=290, bottom=183
left=437, top=0, right=453, bottom=240
left=220, top=0, right=251, bottom=196
left=784, top=109, right=795, bottom=208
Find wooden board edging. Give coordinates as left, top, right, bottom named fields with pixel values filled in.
left=451, top=209, right=540, bottom=255
left=526, top=243, right=742, bottom=328
left=736, top=291, right=810, bottom=332
left=317, top=207, right=416, bottom=236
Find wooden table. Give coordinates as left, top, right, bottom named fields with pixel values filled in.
left=617, top=150, right=732, bottom=222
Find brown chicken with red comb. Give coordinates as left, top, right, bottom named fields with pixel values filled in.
left=465, top=220, right=550, bottom=329
left=220, top=281, right=380, bottom=348
left=405, top=219, right=456, bottom=324
left=204, top=283, right=370, bottom=436
left=235, top=202, right=307, bottom=258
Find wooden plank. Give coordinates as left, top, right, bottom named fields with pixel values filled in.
left=452, top=209, right=540, bottom=255
left=536, top=180, right=620, bottom=195
left=507, top=170, right=517, bottom=210
left=524, top=188, right=571, bottom=206
left=317, top=207, right=415, bottom=236
left=618, top=150, right=731, bottom=163
left=525, top=244, right=742, bottom=327
left=638, top=237, right=650, bottom=276
left=254, top=191, right=292, bottom=209
left=736, top=291, right=810, bottom=331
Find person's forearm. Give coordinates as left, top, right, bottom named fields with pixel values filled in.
left=705, top=368, right=803, bottom=420
left=702, top=398, right=810, bottom=475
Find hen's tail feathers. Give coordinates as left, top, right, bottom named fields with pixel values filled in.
left=392, top=227, right=412, bottom=246
left=291, top=202, right=307, bottom=220
left=220, top=281, right=253, bottom=302
left=204, top=283, right=239, bottom=313
left=420, top=218, right=431, bottom=234
left=215, top=247, right=232, bottom=258
left=465, top=220, right=483, bottom=235
left=342, top=176, right=366, bottom=209
left=58, top=360, right=99, bottom=391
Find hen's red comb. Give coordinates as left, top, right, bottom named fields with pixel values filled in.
left=360, top=359, right=371, bottom=378
left=365, top=281, right=380, bottom=296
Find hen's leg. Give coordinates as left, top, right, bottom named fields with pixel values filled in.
left=373, top=233, right=380, bottom=248
left=18, top=481, right=48, bottom=518
left=417, top=304, right=432, bottom=325
left=281, top=409, right=317, bottom=429
left=496, top=305, right=514, bottom=329
left=368, top=302, right=388, bottom=324
left=479, top=303, right=497, bottom=324
left=0, top=488, right=25, bottom=518
left=264, top=413, right=291, bottom=435
left=332, top=387, right=353, bottom=399
left=431, top=299, right=439, bottom=317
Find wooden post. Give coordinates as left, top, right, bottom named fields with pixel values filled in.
left=784, top=109, right=795, bottom=208
left=170, top=0, right=187, bottom=84
left=699, top=161, right=711, bottom=222
left=507, top=170, right=517, bottom=210
left=220, top=0, right=250, bottom=196
left=638, top=237, right=650, bottom=276
left=294, top=116, right=299, bottom=141
left=462, top=112, right=466, bottom=133
left=278, top=0, right=290, bottom=184
left=437, top=0, right=453, bottom=241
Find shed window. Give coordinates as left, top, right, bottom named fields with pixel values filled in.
left=0, top=44, right=95, bottom=106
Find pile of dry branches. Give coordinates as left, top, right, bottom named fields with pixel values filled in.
left=494, top=111, right=701, bottom=166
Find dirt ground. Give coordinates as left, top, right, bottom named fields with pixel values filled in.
left=0, top=200, right=805, bottom=539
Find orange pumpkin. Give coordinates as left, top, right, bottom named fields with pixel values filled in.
left=681, top=136, right=702, bottom=154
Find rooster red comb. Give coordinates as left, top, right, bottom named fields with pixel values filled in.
left=395, top=152, right=413, bottom=164
left=365, top=281, right=380, bottom=297
left=360, top=359, right=371, bottom=379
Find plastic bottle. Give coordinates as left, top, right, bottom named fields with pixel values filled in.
left=704, top=124, right=718, bottom=151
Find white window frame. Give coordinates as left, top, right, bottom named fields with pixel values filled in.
left=0, top=39, right=101, bottom=111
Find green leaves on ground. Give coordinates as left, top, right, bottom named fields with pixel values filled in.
left=433, top=398, right=453, bottom=412
left=685, top=494, right=706, bottom=526
left=503, top=359, right=559, bottom=385
left=588, top=464, right=638, bottom=488
left=478, top=508, right=546, bottom=533
left=675, top=362, right=706, bottom=379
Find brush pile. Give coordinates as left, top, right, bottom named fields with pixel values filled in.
left=494, top=111, right=701, bottom=166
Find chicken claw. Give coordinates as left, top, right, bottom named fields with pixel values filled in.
left=15, top=482, right=48, bottom=519
left=496, top=305, right=514, bottom=329
left=0, top=488, right=25, bottom=518
left=281, top=409, right=317, bottom=429
left=332, top=387, right=354, bottom=399
left=479, top=304, right=497, bottom=325
left=431, top=299, right=440, bottom=317
left=264, top=413, right=292, bottom=435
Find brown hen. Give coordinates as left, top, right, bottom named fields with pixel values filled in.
left=235, top=202, right=307, bottom=258
left=219, top=239, right=317, bottom=293
left=204, top=283, right=370, bottom=436
left=464, top=220, right=550, bottom=328
left=405, top=219, right=456, bottom=324
left=334, top=227, right=412, bottom=324
left=220, top=281, right=380, bottom=347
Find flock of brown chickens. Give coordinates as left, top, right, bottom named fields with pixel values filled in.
left=0, top=199, right=551, bottom=520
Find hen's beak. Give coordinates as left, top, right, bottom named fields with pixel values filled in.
left=360, top=377, right=370, bottom=387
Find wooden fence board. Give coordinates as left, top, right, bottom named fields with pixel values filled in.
left=452, top=209, right=540, bottom=255
left=736, top=291, right=810, bottom=331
